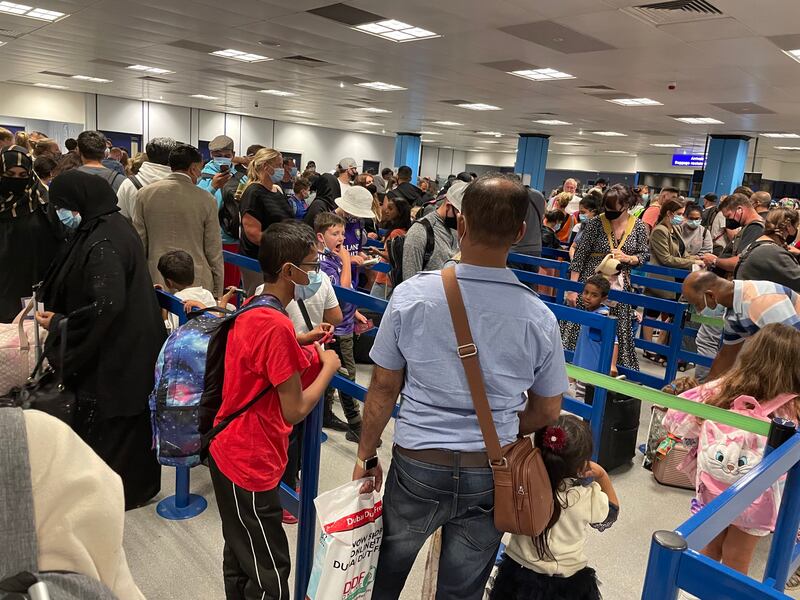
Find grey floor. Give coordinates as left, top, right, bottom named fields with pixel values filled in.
left=123, top=358, right=800, bottom=600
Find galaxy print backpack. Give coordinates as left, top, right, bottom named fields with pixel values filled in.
left=149, top=294, right=284, bottom=467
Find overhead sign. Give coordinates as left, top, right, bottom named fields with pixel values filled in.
left=672, top=153, right=706, bottom=168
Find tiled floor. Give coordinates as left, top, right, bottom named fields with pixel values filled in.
left=123, top=359, right=799, bottom=599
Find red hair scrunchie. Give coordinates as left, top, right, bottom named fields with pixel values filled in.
left=543, top=426, right=567, bottom=453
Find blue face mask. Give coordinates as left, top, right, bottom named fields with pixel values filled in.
left=641, top=193, right=649, bottom=202
left=686, top=219, right=701, bottom=229
left=289, top=167, right=298, bottom=177
left=579, top=213, right=589, bottom=223
left=294, top=269, right=324, bottom=301
left=271, top=167, right=285, bottom=183
left=671, top=215, right=685, bottom=226
left=56, top=207, right=81, bottom=229
left=700, top=293, right=726, bottom=318
left=213, top=157, right=232, bottom=170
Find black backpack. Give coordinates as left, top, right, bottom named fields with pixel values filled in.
left=200, top=170, right=246, bottom=240
left=701, top=205, right=719, bottom=229
left=386, top=219, right=435, bottom=286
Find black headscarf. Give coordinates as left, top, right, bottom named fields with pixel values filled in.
left=0, top=145, right=45, bottom=217
left=48, top=168, right=120, bottom=223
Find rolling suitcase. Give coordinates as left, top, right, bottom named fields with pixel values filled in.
left=584, top=385, right=641, bottom=472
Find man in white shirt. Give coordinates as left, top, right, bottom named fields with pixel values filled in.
left=116, top=137, right=176, bottom=220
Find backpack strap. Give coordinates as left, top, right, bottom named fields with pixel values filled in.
left=759, top=393, right=797, bottom=416
left=297, top=299, right=314, bottom=332
left=127, top=175, right=143, bottom=190
left=600, top=214, right=636, bottom=250
left=0, top=408, right=39, bottom=577
left=419, top=219, right=435, bottom=269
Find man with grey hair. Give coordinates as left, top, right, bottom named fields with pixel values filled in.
left=116, top=136, right=176, bottom=219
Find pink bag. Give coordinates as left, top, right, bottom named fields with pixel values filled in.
left=0, top=299, right=45, bottom=396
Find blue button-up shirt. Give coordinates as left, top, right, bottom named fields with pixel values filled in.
left=370, top=264, right=569, bottom=451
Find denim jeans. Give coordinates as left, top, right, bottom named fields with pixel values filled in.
left=373, top=448, right=502, bottom=600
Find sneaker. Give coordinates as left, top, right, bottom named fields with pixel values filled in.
left=282, top=510, right=298, bottom=525
left=323, top=414, right=349, bottom=432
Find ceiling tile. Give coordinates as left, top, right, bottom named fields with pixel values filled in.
left=499, top=21, right=616, bottom=53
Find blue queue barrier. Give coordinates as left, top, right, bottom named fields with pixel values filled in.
left=508, top=251, right=570, bottom=279
left=642, top=421, right=800, bottom=599
left=541, top=246, right=571, bottom=261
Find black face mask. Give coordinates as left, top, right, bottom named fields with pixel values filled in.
left=604, top=209, right=623, bottom=221
left=725, top=217, right=741, bottom=230
left=444, top=216, right=458, bottom=230
left=787, top=233, right=797, bottom=245
left=0, top=177, right=28, bottom=196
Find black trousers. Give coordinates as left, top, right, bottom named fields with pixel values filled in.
left=281, top=421, right=303, bottom=490
left=209, top=456, right=291, bottom=600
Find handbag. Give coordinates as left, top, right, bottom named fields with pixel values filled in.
left=441, top=267, right=554, bottom=537
left=0, top=316, right=77, bottom=427
left=0, top=298, right=46, bottom=396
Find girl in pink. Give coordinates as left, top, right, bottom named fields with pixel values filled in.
left=664, top=323, right=800, bottom=574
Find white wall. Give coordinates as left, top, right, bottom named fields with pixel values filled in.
left=198, top=110, right=225, bottom=143
left=241, top=116, right=275, bottom=152
left=274, top=122, right=395, bottom=173
left=3, top=83, right=84, bottom=124
left=420, top=145, right=439, bottom=179
left=465, top=151, right=516, bottom=168
left=451, top=150, right=466, bottom=175
left=147, top=103, right=191, bottom=143
left=96, top=95, right=143, bottom=134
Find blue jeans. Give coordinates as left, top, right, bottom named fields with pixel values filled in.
left=373, top=448, right=502, bottom=600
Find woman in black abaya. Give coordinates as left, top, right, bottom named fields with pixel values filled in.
left=37, top=170, right=167, bottom=509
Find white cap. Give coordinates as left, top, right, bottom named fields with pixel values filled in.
left=335, top=185, right=375, bottom=218
left=446, top=180, right=469, bottom=212
left=338, top=157, right=357, bottom=169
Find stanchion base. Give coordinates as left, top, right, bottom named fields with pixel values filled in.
left=320, top=431, right=328, bottom=443
left=157, top=494, right=208, bottom=520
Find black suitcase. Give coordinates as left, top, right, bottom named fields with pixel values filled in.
left=584, top=385, right=642, bottom=472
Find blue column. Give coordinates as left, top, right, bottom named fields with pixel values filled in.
left=394, top=133, right=421, bottom=181
left=515, top=134, right=550, bottom=192
left=700, top=135, right=751, bottom=197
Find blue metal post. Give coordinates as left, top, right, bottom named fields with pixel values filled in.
left=588, top=316, right=616, bottom=462
left=764, top=420, right=800, bottom=591
left=700, top=135, right=751, bottom=197
left=394, top=133, right=422, bottom=181
left=514, top=134, right=549, bottom=192
left=294, top=397, right=324, bottom=599
left=641, top=530, right=687, bottom=600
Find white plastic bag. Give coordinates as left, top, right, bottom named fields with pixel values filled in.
left=306, top=479, right=383, bottom=600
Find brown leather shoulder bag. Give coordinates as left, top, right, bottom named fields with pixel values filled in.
left=441, top=267, right=554, bottom=537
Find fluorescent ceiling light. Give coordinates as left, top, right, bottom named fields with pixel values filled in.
left=0, top=2, right=67, bottom=21
left=457, top=103, right=501, bottom=111
left=535, top=119, right=572, bottom=125
left=359, top=130, right=377, bottom=134
left=605, top=150, right=630, bottom=154
left=211, top=48, right=270, bottom=63
left=71, top=75, right=111, bottom=83
left=782, top=49, right=800, bottom=64
left=421, top=139, right=436, bottom=142
left=554, top=141, right=583, bottom=146
left=359, top=107, right=391, bottom=113
left=358, top=121, right=381, bottom=126
left=592, top=131, right=627, bottom=137
left=775, top=146, right=800, bottom=150
left=353, top=20, right=439, bottom=43
left=127, top=64, right=174, bottom=75
left=761, top=132, right=800, bottom=138
left=650, top=143, right=682, bottom=148
left=484, top=141, right=500, bottom=144
left=433, top=121, right=462, bottom=126
left=295, top=121, right=318, bottom=127
left=190, top=94, right=218, bottom=100
left=33, top=82, right=68, bottom=89
left=476, top=131, right=502, bottom=136
left=418, top=131, right=439, bottom=135
left=259, top=89, right=295, bottom=96
left=509, top=68, right=575, bottom=81
left=674, top=116, right=724, bottom=124
left=607, top=97, right=662, bottom=106
left=356, top=81, right=406, bottom=91
left=284, top=109, right=309, bottom=115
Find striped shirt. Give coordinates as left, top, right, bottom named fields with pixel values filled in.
left=722, top=280, right=800, bottom=345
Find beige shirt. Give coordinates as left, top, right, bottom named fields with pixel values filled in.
left=505, top=481, right=609, bottom=577
left=25, top=410, right=145, bottom=599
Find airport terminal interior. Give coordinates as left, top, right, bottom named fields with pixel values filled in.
left=4, top=0, right=800, bottom=599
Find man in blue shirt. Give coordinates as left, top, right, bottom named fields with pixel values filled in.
left=352, top=174, right=568, bottom=600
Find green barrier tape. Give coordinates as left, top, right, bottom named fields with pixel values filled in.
left=565, top=365, right=771, bottom=436
left=689, top=313, right=726, bottom=328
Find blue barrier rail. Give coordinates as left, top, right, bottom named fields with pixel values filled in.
left=642, top=425, right=800, bottom=599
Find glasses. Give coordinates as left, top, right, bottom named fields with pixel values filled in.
left=296, top=261, right=321, bottom=273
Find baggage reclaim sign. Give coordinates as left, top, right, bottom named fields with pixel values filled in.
left=672, top=153, right=706, bottom=168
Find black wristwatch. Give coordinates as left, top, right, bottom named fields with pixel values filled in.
left=356, top=455, right=379, bottom=470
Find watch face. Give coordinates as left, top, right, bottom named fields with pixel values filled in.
left=364, top=456, right=379, bottom=470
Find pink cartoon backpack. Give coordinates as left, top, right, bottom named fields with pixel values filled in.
left=689, top=391, right=795, bottom=532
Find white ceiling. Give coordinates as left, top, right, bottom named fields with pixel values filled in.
left=3, top=0, right=800, bottom=160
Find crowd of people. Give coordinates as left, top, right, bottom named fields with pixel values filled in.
left=3, top=125, right=800, bottom=600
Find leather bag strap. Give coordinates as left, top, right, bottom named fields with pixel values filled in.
left=441, top=267, right=504, bottom=464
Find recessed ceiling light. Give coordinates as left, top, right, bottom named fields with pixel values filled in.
left=457, top=103, right=501, bottom=111
left=605, top=150, right=630, bottom=154
left=484, top=140, right=500, bottom=144
left=259, top=89, right=295, bottom=96
left=673, top=116, right=724, bottom=124
left=650, top=143, right=682, bottom=148
left=476, top=131, right=502, bottom=136
left=355, top=81, right=407, bottom=91
left=359, top=107, right=391, bottom=113
left=33, top=82, right=68, bottom=89
left=0, top=41, right=5, bottom=47
left=211, top=48, right=270, bottom=63
left=433, top=121, right=462, bottom=126
left=190, top=94, right=219, bottom=100
left=782, top=49, right=800, bottom=64
left=285, top=109, right=309, bottom=115
left=353, top=20, right=439, bottom=43
left=127, top=64, right=174, bottom=75
left=509, top=68, right=575, bottom=81
left=358, top=121, right=381, bottom=126
left=775, top=146, right=800, bottom=151
left=71, top=75, right=112, bottom=83
left=295, top=121, right=318, bottom=127
left=534, top=119, right=572, bottom=125
left=359, top=130, right=377, bottom=134
left=761, top=132, right=800, bottom=138
left=418, top=131, right=439, bottom=135
left=0, top=2, right=67, bottom=21
left=421, top=138, right=436, bottom=143
left=607, top=97, right=662, bottom=106
left=554, top=141, right=584, bottom=146
left=592, top=131, right=627, bottom=136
